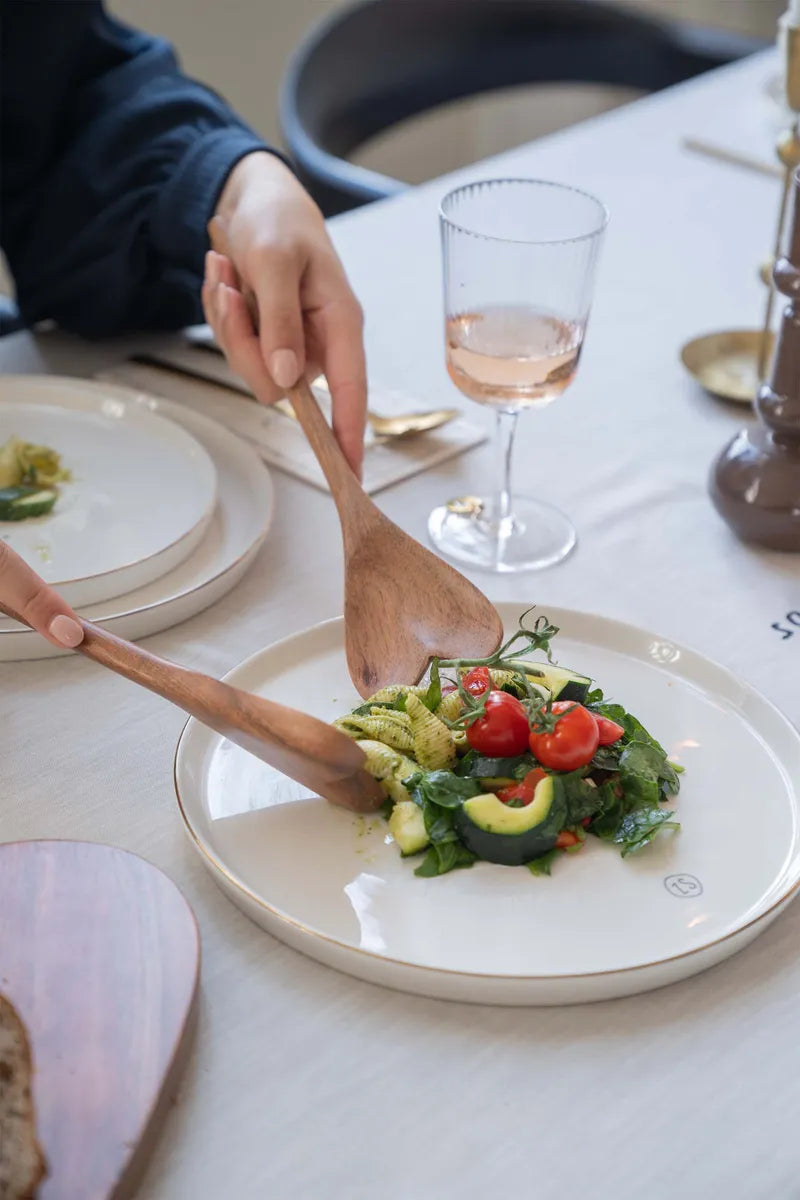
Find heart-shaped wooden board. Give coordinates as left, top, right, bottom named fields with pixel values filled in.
left=0, top=841, right=200, bottom=1199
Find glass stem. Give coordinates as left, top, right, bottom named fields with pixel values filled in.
left=492, top=409, right=518, bottom=528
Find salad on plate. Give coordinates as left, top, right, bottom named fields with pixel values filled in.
left=0, top=437, right=70, bottom=521
left=335, top=610, right=682, bottom=877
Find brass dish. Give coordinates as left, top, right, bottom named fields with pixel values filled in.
left=680, top=329, right=775, bottom=406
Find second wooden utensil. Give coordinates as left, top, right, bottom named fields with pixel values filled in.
left=208, top=217, right=503, bottom=696
left=0, top=604, right=384, bottom=813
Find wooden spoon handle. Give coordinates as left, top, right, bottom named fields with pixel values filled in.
left=76, top=620, right=364, bottom=777
left=77, top=619, right=241, bottom=720
left=286, top=378, right=363, bottom=504
left=0, top=600, right=366, bottom=782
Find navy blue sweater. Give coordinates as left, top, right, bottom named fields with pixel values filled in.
left=0, top=0, right=270, bottom=335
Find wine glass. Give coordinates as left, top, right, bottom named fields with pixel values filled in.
left=429, top=178, right=608, bottom=572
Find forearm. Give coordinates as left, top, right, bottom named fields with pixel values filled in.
left=0, top=1, right=281, bottom=336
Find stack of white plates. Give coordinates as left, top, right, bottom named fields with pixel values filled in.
left=0, top=376, right=274, bottom=661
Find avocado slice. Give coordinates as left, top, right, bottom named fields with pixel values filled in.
left=453, top=776, right=567, bottom=866
left=463, top=776, right=555, bottom=834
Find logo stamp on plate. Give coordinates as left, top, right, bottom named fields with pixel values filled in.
left=664, top=873, right=703, bottom=898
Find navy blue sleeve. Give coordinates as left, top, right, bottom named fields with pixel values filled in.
left=0, top=0, right=276, bottom=335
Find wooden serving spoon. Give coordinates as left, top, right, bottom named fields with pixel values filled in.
left=1, top=607, right=384, bottom=813
left=208, top=217, right=503, bottom=696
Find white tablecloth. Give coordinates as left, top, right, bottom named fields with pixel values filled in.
left=3, top=51, right=799, bottom=1200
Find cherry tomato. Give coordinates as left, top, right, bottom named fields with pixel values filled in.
left=497, top=768, right=547, bottom=806
left=528, top=701, right=599, bottom=771
left=593, top=713, right=625, bottom=746
left=555, top=830, right=581, bottom=849
left=462, top=666, right=491, bottom=697
left=466, top=690, right=530, bottom=757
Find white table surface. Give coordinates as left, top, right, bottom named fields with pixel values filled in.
left=3, top=50, right=800, bottom=1200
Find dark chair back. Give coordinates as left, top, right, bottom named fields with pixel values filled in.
left=281, top=0, right=764, bottom=214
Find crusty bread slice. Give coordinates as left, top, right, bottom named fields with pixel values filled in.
left=0, top=995, right=46, bottom=1200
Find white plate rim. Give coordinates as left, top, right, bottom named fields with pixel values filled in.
left=0, top=381, right=219, bottom=600
left=0, top=379, right=274, bottom=656
left=173, top=605, right=800, bottom=985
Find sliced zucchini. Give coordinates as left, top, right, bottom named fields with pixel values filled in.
left=509, top=661, right=591, bottom=704
left=453, top=776, right=567, bottom=866
left=389, top=801, right=429, bottom=855
left=0, top=486, right=57, bottom=521
left=455, top=751, right=536, bottom=780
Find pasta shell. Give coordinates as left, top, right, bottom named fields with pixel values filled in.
left=356, top=740, right=418, bottom=804
left=406, top=694, right=457, bottom=771
left=365, top=684, right=426, bottom=705
left=334, top=713, right=415, bottom=754
left=435, top=691, right=464, bottom=723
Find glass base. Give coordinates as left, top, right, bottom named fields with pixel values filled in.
left=428, top=495, right=576, bottom=573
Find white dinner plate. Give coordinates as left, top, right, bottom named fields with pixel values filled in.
left=0, top=381, right=273, bottom=661
left=0, top=378, right=218, bottom=607
left=175, top=604, right=800, bottom=1006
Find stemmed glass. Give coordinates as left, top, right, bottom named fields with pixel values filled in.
left=429, top=179, right=608, bottom=573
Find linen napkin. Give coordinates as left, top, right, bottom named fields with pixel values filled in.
left=96, top=355, right=486, bottom=497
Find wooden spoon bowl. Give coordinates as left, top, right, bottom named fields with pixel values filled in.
left=290, top=381, right=502, bottom=694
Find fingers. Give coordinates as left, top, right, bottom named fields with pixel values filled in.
left=203, top=244, right=367, bottom=478
left=0, top=541, right=83, bottom=648
left=203, top=254, right=282, bottom=407
left=206, top=245, right=306, bottom=392
left=248, top=247, right=306, bottom=390
left=318, top=294, right=368, bottom=478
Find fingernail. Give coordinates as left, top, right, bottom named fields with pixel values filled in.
left=206, top=252, right=220, bottom=286
left=49, top=615, right=83, bottom=648
left=270, top=349, right=300, bottom=389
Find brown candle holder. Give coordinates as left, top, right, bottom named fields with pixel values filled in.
left=710, top=167, right=800, bottom=551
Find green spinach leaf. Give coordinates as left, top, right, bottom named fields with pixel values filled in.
left=616, top=808, right=679, bottom=857
left=585, top=781, right=625, bottom=840
left=409, top=770, right=481, bottom=809
left=558, top=768, right=605, bottom=824
left=526, top=849, right=560, bottom=876
left=619, top=740, right=681, bottom=802
left=420, top=660, right=443, bottom=712
left=415, top=841, right=477, bottom=877
left=350, top=694, right=407, bottom=717
left=590, top=743, right=622, bottom=773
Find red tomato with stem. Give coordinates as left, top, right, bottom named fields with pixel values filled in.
left=466, top=691, right=530, bottom=757
left=528, top=701, right=599, bottom=771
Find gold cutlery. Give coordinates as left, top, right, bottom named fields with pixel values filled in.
left=131, top=354, right=459, bottom=440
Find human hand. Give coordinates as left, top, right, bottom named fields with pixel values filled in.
left=0, top=540, right=83, bottom=647
left=202, top=152, right=367, bottom=476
